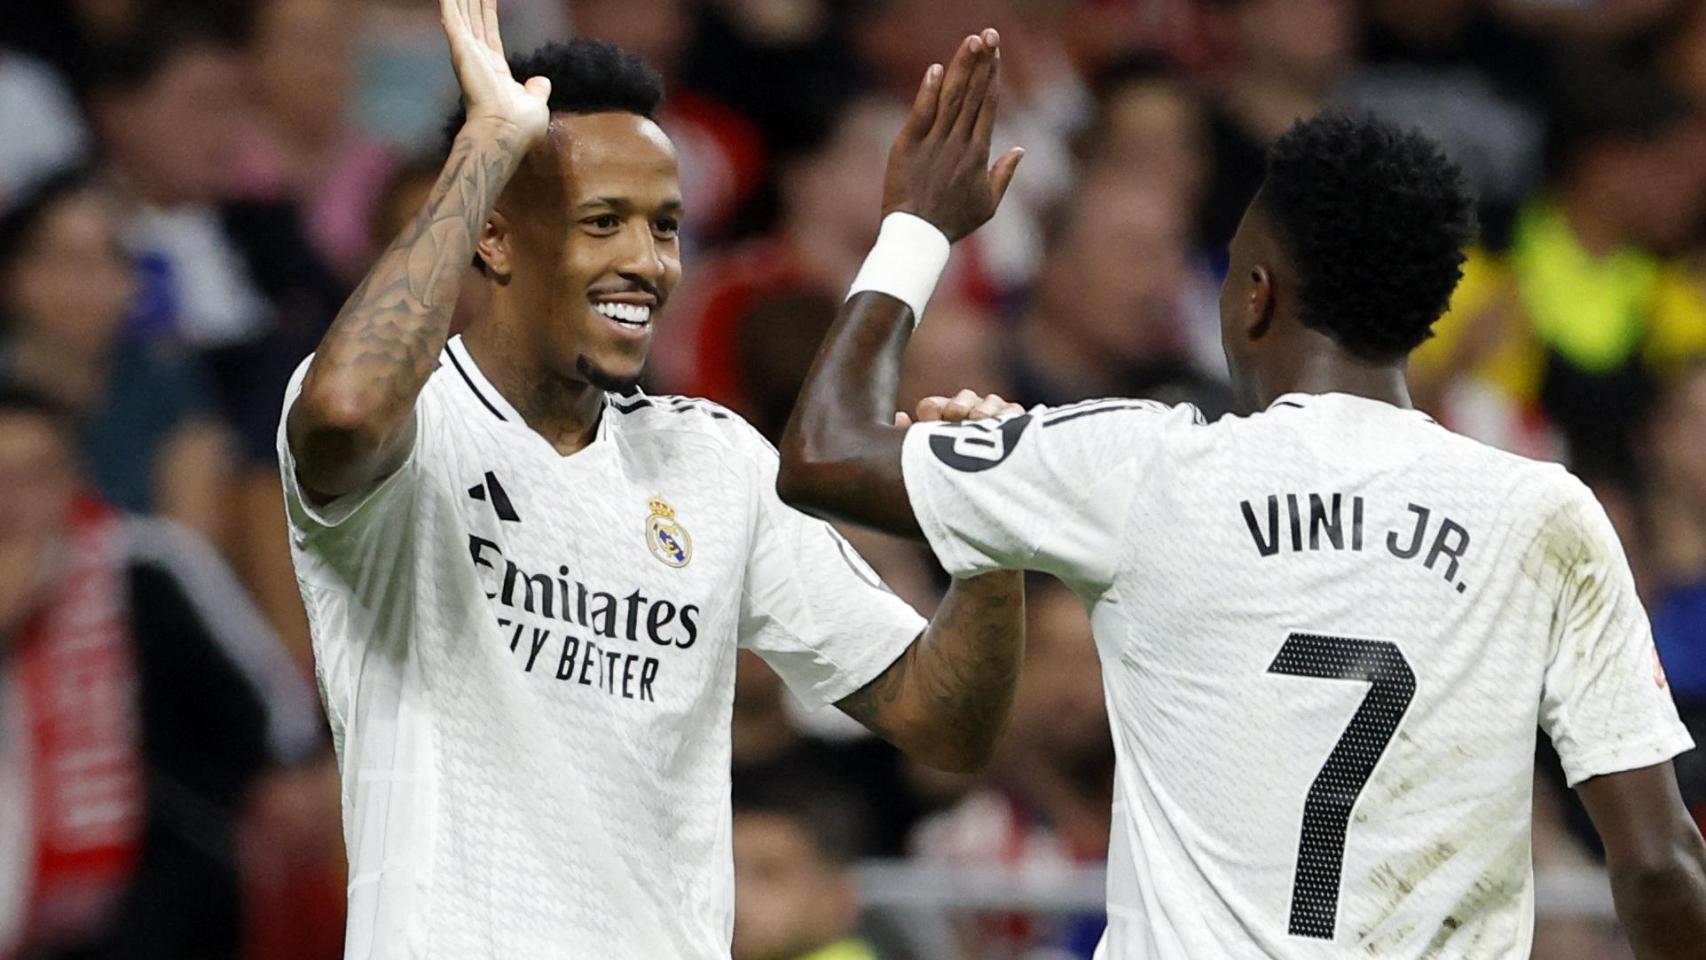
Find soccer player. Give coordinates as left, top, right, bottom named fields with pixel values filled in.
left=279, top=2, right=1026, bottom=956
left=778, top=31, right=1706, bottom=959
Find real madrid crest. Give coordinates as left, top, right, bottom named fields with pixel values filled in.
left=646, top=497, right=692, bottom=568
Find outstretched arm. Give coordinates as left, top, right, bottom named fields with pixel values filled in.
left=287, top=0, right=548, bottom=499
left=1577, top=762, right=1706, bottom=958
left=777, top=29, right=1022, bottom=539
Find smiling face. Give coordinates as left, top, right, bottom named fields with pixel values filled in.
left=490, top=111, right=684, bottom=392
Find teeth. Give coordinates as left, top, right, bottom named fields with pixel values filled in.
left=594, top=302, right=651, bottom=326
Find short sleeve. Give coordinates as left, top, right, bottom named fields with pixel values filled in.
left=900, top=399, right=1196, bottom=592
left=736, top=431, right=926, bottom=710
left=276, top=356, right=432, bottom=538
left=1538, top=479, right=1694, bottom=786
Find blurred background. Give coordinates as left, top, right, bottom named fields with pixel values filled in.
left=2, top=0, right=1706, bottom=957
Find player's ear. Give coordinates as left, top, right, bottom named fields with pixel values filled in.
left=477, top=211, right=515, bottom=280
left=1245, top=264, right=1275, bottom=341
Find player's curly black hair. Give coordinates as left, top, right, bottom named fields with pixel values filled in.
left=443, top=38, right=664, bottom=149
left=1259, top=114, right=1476, bottom=364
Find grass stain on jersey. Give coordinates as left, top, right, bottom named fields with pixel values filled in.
left=1418, top=831, right=1528, bottom=957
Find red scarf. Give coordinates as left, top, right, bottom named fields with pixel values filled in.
left=10, top=499, right=144, bottom=952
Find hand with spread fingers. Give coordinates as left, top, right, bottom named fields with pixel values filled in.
left=442, top=0, right=551, bottom=147
left=894, top=389, right=1025, bottom=428
left=883, top=28, right=1025, bottom=242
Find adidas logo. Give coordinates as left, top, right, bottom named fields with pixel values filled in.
left=468, top=471, right=521, bottom=522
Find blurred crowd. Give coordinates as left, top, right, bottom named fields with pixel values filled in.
left=5, top=0, right=1706, bottom=957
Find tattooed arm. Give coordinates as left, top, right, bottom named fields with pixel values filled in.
left=287, top=0, right=550, bottom=498
left=837, top=571, right=1025, bottom=773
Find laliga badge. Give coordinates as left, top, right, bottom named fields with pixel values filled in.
left=646, top=497, right=692, bottom=568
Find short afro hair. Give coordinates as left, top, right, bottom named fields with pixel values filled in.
left=443, top=38, right=663, bottom=148
left=1259, top=113, right=1476, bottom=364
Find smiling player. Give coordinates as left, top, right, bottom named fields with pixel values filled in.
left=278, top=2, right=1026, bottom=956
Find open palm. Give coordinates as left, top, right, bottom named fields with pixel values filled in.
left=441, top=0, right=550, bottom=146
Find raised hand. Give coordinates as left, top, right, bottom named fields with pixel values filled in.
left=291, top=0, right=548, bottom=501
left=442, top=0, right=551, bottom=147
left=882, top=29, right=1024, bottom=242
left=894, top=389, right=1024, bottom=428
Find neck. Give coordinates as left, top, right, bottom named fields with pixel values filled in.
left=461, top=313, right=605, bottom=455
left=1251, top=331, right=1413, bottom=411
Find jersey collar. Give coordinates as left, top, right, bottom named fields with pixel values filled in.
left=443, top=335, right=615, bottom=446
left=1267, top=392, right=1437, bottom=424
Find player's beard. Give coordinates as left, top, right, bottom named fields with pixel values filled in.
left=576, top=354, right=642, bottom=395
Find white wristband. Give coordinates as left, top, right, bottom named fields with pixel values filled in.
left=846, top=212, right=951, bottom=326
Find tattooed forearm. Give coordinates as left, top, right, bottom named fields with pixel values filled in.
left=289, top=122, right=528, bottom=496
left=837, top=571, right=1025, bottom=772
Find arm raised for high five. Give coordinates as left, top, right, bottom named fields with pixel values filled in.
left=287, top=0, right=549, bottom=499
left=776, top=29, right=1022, bottom=537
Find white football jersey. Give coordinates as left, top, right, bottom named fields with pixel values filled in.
left=278, top=336, right=923, bottom=960
left=901, top=392, right=1692, bottom=959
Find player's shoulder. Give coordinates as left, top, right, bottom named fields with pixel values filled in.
left=607, top=391, right=775, bottom=458
left=1421, top=418, right=1571, bottom=481
left=1026, top=397, right=1208, bottom=434
left=1416, top=428, right=1608, bottom=547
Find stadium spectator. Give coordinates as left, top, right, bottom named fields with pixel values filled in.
left=732, top=799, right=878, bottom=960
left=1197, top=0, right=1358, bottom=259
left=81, top=15, right=262, bottom=347
left=232, top=0, right=400, bottom=282
left=1006, top=169, right=1229, bottom=414
left=1508, top=61, right=1706, bottom=488
left=81, top=12, right=341, bottom=468
left=1075, top=57, right=1213, bottom=237
left=0, top=383, right=320, bottom=959
left=0, top=170, right=232, bottom=549
left=81, top=12, right=347, bottom=661
left=568, top=0, right=767, bottom=248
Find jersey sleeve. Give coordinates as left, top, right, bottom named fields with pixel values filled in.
left=735, top=430, right=926, bottom=710
left=276, top=355, right=436, bottom=539
left=1537, top=477, right=1694, bottom=786
left=900, top=400, right=1196, bottom=592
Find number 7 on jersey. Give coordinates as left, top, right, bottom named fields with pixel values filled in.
left=1268, top=632, right=1416, bottom=940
